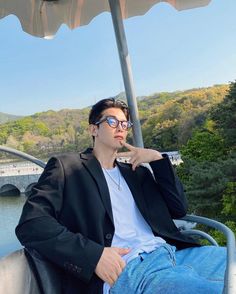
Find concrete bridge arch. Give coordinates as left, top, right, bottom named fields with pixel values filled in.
left=0, top=174, right=41, bottom=196
left=0, top=146, right=45, bottom=196
left=0, top=184, right=21, bottom=196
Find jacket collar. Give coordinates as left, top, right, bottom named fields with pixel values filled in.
left=79, top=147, right=94, bottom=160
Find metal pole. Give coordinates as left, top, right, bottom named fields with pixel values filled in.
left=108, top=0, right=144, bottom=147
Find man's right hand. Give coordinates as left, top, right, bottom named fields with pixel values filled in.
left=95, top=247, right=131, bottom=286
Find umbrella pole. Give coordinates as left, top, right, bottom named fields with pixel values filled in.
left=108, top=0, right=144, bottom=148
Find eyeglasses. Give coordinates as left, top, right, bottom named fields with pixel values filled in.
left=95, top=116, right=133, bottom=130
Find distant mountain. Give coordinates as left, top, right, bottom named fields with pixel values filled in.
left=0, top=112, right=23, bottom=124
left=114, top=91, right=146, bottom=102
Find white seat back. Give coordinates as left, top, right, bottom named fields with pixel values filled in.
left=0, top=249, right=40, bottom=294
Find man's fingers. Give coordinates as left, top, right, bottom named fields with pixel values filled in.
left=117, top=248, right=131, bottom=255
left=132, top=161, right=137, bottom=170
left=95, top=247, right=129, bottom=286
left=129, top=156, right=139, bottom=165
left=115, top=261, right=125, bottom=275
left=121, top=141, right=135, bottom=150
left=108, top=255, right=126, bottom=286
left=113, top=248, right=129, bottom=271
left=116, top=151, right=133, bottom=158
left=115, top=247, right=131, bottom=256
left=132, top=161, right=141, bottom=171
left=108, top=272, right=118, bottom=286
left=119, top=258, right=126, bottom=271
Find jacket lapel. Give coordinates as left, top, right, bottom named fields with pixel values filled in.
left=117, top=163, right=150, bottom=222
left=80, top=150, right=114, bottom=225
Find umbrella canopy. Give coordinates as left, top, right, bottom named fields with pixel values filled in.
left=0, top=0, right=211, bottom=147
left=0, top=0, right=211, bottom=38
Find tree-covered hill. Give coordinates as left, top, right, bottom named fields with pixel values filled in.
left=0, top=107, right=91, bottom=158
left=141, top=84, right=229, bottom=150
left=0, top=112, right=22, bottom=124
left=176, top=81, right=236, bottom=244
left=0, top=84, right=229, bottom=158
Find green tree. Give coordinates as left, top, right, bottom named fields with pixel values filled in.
left=208, top=181, right=236, bottom=245
left=222, top=182, right=236, bottom=220
left=181, top=129, right=225, bottom=162
left=177, top=81, right=236, bottom=231
left=211, top=80, right=236, bottom=149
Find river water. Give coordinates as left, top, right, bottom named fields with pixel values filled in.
left=0, top=195, right=26, bottom=258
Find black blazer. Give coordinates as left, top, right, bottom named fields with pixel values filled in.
left=16, top=149, right=198, bottom=294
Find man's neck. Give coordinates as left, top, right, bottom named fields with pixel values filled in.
left=93, top=146, right=117, bottom=169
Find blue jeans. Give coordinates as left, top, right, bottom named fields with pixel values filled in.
left=110, top=244, right=226, bottom=294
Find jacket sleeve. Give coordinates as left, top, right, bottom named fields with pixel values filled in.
left=15, top=156, right=104, bottom=283
left=148, top=154, right=188, bottom=218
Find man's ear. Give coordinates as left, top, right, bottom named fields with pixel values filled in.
left=89, top=124, right=98, bottom=137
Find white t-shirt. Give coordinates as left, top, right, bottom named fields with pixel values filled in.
left=102, top=166, right=166, bottom=294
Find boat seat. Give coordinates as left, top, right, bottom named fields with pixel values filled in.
left=0, top=249, right=40, bottom=294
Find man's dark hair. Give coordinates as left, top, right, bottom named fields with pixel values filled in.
left=89, top=98, right=130, bottom=125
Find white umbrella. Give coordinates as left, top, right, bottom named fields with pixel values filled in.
left=0, top=0, right=211, bottom=146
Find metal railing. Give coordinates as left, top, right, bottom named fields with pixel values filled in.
left=0, top=146, right=46, bottom=168
left=181, top=215, right=236, bottom=294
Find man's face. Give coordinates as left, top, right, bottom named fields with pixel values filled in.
left=92, top=107, right=129, bottom=151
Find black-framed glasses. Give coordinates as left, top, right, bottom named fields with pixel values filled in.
left=95, top=116, right=133, bottom=130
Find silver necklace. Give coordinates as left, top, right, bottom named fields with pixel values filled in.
left=103, top=167, right=122, bottom=191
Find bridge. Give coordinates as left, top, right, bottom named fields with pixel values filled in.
left=0, top=162, right=43, bottom=196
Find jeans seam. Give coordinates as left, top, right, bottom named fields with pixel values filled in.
left=162, top=244, right=176, bottom=266
left=183, top=264, right=194, bottom=270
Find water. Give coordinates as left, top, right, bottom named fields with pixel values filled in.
left=0, top=195, right=26, bottom=258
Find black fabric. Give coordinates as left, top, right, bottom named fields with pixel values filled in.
left=16, top=149, right=199, bottom=294
left=25, top=248, right=63, bottom=294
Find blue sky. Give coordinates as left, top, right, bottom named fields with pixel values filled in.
left=0, top=0, right=236, bottom=116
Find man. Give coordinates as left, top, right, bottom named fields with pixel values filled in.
left=16, top=98, right=226, bottom=294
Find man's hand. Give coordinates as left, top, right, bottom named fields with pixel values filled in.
left=95, top=247, right=130, bottom=286
left=117, top=142, right=163, bottom=170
